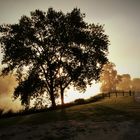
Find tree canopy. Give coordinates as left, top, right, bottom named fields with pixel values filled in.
left=0, top=8, right=109, bottom=109
left=100, top=62, right=121, bottom=92
left=116, top=74, right=131, bottom=92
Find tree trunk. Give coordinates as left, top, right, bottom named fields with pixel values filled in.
left=49, top=73, right=56, bottom=109
left=60, top=89, right=64, bottom=106
left=50, top=88, right=56, bottom=109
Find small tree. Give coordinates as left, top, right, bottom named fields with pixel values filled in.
left=0, top=8, right=109, bottom=108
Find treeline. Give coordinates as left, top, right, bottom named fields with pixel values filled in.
left=100, top=62, right=140, bottom=93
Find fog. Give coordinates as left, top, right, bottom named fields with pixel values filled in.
left=100, top=63, right=140, bottom=93
left=0, top=64, right=140, bottom=112
left=0, top=75, right=22, bottom=113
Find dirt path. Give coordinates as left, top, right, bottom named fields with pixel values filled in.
left=0, top=120, right=140, bottom=140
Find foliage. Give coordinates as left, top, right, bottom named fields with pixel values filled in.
left=0, top=8, right=109, bottom=108
left=100, top=62, right=140, bottom=93
left=131, top=78, right=140, bottom=92
left=0, top=109, right=3, bottom=116
left=100, top=62, right=121, bottom=92
left=116, top=74, right=131, bottom=91
left=74, top=98, right=86, bottom=104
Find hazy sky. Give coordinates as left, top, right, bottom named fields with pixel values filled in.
left=0, top=0, right=140, bottom=78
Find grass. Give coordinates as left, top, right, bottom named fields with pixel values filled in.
left=0, top=96, right=140, bottom=127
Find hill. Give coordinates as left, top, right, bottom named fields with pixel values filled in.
left=0, top=96, right=140, bottom=140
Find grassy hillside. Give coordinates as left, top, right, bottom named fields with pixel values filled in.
left=0, top=96, right=140, bottom=127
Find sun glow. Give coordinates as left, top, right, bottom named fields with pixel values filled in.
left=64, top=83, right=101, bottom=103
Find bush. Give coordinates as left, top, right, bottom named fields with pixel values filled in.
left=0, top=109, right=3, bottom=118
left=86, top=94, right=104, bottom=103
left=1, top=110, right=14, bottom=118
left=74, top=98, right=86, bottom=105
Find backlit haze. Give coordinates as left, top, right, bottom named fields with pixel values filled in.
left=0, top=0, right=140, bottom=111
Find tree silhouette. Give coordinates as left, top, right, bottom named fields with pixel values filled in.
left=0, top=8, right=109, bottom=109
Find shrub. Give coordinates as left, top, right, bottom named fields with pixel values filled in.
left=74, top=98, right=86, bottom=105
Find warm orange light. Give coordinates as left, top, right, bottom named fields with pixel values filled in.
left=64, top=83, right=101, bottom=103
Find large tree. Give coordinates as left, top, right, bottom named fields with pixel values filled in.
left=131, top=78, right=140, bottom=92
left=0, top=8, right=109, bottom=108
left=116, top=74, right=132, bottom=92
left=100, top=62, right=121, bottom=92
